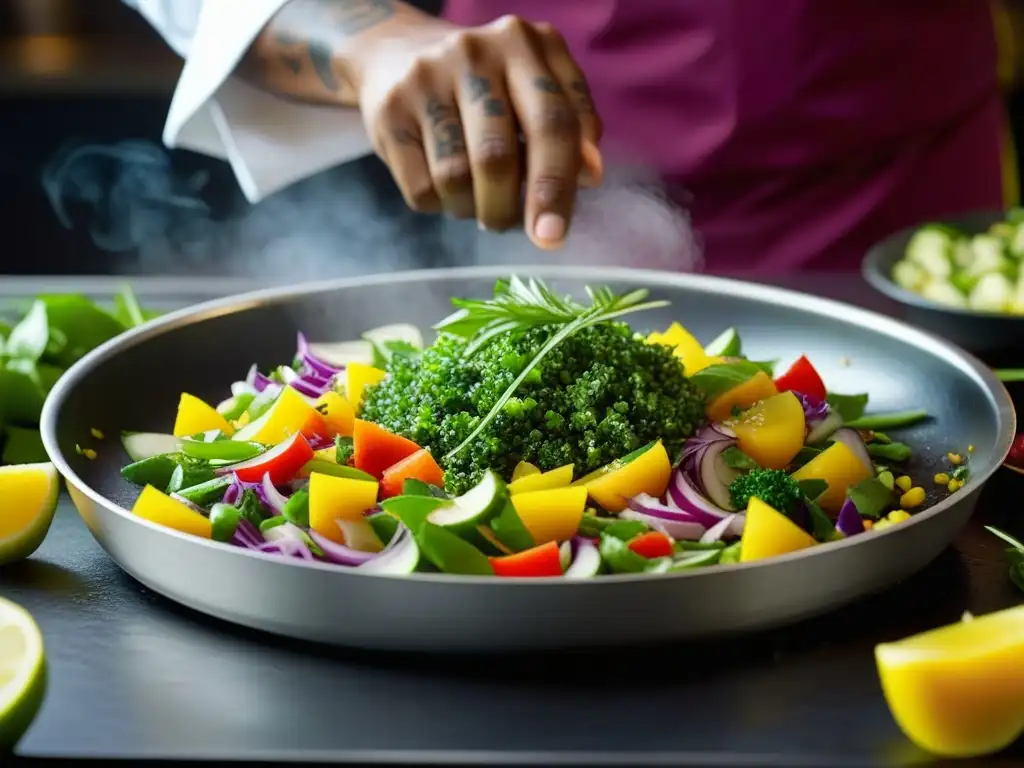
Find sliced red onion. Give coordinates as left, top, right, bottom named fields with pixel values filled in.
left=280, top=366, right=330, bottom=399
left=307, top=433, right=333, bottom=451
left=260, top=472, right=288, bottom=516
left=245, top=363, right=275, bottom=393
left=830, top=428, right=873, bottom=473
left=296, top=332, right=343, bottom=378
left=256, top=538, right=314, bottom=560
left=700, top=514, right=737, bottom=543
left=835, top=498, right=866, bottom=537
left=262, top=521, right=307, bottom=544
left=222, top=480, right=242, bottom=506
left=222, top=474, right=274, bottom=511
left=307, top=529, right=378, bottom=566
left=667, top=472, right=746, bottom=536
left=357, top=527, right=418, bottom=573
left=698, top=439, right=740, bottom=511
left=564, top=536, right=602, bottom=578
left=795, top=392, right=830, bottom=424
left=231, top=519, right=263, bottom=548
left=807, top=411, right=844, bottom=445
left=620, top=508, right=705, bottom=540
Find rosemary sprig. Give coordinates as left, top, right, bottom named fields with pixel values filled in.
left=438, top=276, right=669, bottom=460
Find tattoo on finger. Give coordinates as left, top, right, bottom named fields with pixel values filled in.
left=464, top=74, right=507, bottom=118
left=571, top=80, right=595, bottom=113
left=425, top=97, right=466, bottom=159
left=533, top=76, right=561, bottom=94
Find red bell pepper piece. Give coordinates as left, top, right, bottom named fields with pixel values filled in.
left=379, top=448, right=445, bottom=498
left=1008, top=433, right=1024, bottom=468
left=628, top=531, right=674, bottom=559
left=489, top=540, right=564, bottom=577
left=774, top=355, right=827, bottom=402
left=352, top=419, right=422, bottom=478
left=232, top=432, right=314, bottom=485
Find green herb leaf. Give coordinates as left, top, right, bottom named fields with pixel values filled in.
left=334, top=435, right=354, bottom=465
left=402, top=478, right=448, bottom=498
left=750, top=360, right=777, bottom=376
left=804, top=497, right=840, bottom=543
left=867, top=442, right=912, bottom=462
left=688, top=360, right=763, bottom=400
left=847, top=477, right=892, bottom=519
left=721, top=446, right=759, bottom=471
left=35, top=294, right=125, bottom=368
left=826, top=392, right=869, bottom=423
left=369, top=338, right=420, bottom=369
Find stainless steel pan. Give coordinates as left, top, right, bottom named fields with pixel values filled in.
left=40, top=266, right=1015, bottom=652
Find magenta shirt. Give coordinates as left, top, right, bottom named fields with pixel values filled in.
left=444, top=0, right=1006, bottom=272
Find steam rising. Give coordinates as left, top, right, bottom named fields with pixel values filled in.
left=40, top=139, right=703, bottom=277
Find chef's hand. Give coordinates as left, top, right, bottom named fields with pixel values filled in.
left=357, top=15, right=604, bottom=249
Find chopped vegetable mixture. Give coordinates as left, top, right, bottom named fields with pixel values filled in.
left=119, top=276, right=951, bottom=578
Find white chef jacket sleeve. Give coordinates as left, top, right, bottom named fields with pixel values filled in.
left=122, top=0, right=375, bottom=202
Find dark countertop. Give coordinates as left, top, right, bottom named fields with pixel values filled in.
left=3, top=273, right=1024, bottom=767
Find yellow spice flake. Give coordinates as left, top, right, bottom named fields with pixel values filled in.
left=895, top=475, right=913, bottom=492
left=900, top=487, right=926, bottom=509
left=933, top=472, right=950, bottom=485
left=90, top=428, right=105, bottom=440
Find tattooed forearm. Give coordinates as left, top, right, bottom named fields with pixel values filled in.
left=241, top=0, right=402, bottom=105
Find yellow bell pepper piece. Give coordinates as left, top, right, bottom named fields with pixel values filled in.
left=580, top=441, right=671, bottom=512
left=308, top=472, right=379, bottom=543
left=875, top=605, right=1024, bottom=758
left=706, top=371, right=779, bottom=423
left=131, top=485, right=212, bottom=539
left=508, top=463, right=574, bottom=494
left=731, top=391, right=805, bottom=470
left=173, top=393, right=235, bottom=438
left=314, top=390, right=356, bottom=437
left=739, top=497, right=816, bottom=563
left=346, top=362, right=387, bottom=411
left=791, top=441, right=872, bottom=513
left=511, top=461, right=541, bottom=482
left=647, top=322, right=722, bottom=374
left=313, top=447, right=338, bottom=463
left=510, top=486, right=587, bottom=545
left=235, top=386, right=317, bottom=445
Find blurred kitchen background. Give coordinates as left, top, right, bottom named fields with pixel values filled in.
left=2, top=0, right=1024, bottom=278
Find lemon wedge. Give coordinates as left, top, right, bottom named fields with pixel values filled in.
left=0, top=596, right=46, bottom=752
left=0, top=463, right=60, bottom=566
left=875, top=605, right=1024, bottom=758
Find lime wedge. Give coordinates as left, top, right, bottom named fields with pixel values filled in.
left=0, top=597, right=46, bottom=752
left=0, top=463, right=60, bottom=565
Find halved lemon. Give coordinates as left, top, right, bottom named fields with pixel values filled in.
left=0, top=596, right=46, bottom=752
left=0, top=462, right=60, bottom=565
left=875, top=605, right=1024, bottom=758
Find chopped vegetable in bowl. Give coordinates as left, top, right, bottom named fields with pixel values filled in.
left=117, top=276, right=955, bottom=578
left=890, top=210, right=1024, bottom=313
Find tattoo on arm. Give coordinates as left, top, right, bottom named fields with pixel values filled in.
left=248, top=0, right=398, bottom=102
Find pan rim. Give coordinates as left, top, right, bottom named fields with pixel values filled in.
left=40, top=264, right=1017, bottom=586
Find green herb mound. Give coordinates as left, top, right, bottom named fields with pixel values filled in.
left=728, top=468, right=803, bottom=515
left=359, top=322, right=706, bottom=495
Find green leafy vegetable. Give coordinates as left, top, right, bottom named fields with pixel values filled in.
left=369, top=338, right=420, bottom=369
left=826, top=392, right=869, bottom=423
left=4, top=301, right=49, bottom=362
left=847, top=410, right=929, bottom=431
left=334, top=435, right=354, bottom=465
left=984, top=526, right=1024, bottom=593
left=728, top=469, right=803, bottom=516
left=796, top=478, right=828, bottom=501
left=688, top=360, right=763, bottom=400
left=489, top=500, right=535, bottom=552
left=721, top=446, right=759, bottom=471
left=282, top=489, right=310, bottom=527
left=847, top=477, right=893, bottom=519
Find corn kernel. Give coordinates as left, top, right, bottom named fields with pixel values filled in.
left=933, top=472, right=950, bottom=485
left=887, top=510, right=911, bottom=524
left=90, top=427, right=105, bottom=440
left=877, top=471, right=895, bottom=490
left=947, top=479, right=962, bottom=493
left=968, top=444, right=975, bottom=454
left=895, top=475, right=913, bottom=492
left=947, top=452, right=962, bottom=465
left=874, top=519, right=893, bottom=532
left=862, top=519, right=874, bottom=530
left=900, top=487, right=926, bottom=509
left=82, top=448, right=97, bottom=460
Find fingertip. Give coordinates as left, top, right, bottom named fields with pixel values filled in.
left=580, top=140, right=604, bottom=187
